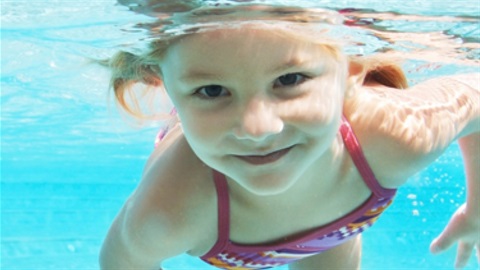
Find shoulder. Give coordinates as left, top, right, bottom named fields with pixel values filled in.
left=343, top=74, right=479, bottom=188
left=115, top=127, right=218, bottom=258
left=139, top=126, right=217, bottom=221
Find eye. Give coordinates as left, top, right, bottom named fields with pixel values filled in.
left=194, top=85, right=230, bottom=99
left=274, top=73, right=308, bottom=87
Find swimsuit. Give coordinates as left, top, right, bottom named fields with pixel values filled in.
left=198, top=117, right=397, bottom=270
left=154, top=115, right=396, bottom=269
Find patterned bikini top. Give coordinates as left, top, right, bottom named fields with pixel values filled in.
left=199, top=118, right=397, bottom=270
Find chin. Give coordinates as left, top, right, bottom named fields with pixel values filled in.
left=237, top=173, right=297, bottom=196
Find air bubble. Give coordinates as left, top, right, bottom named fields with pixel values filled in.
left=67, top=244, right=76, bottom=252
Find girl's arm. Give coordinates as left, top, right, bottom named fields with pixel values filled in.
left=99, top=138, right=194, bottom=269
left=347, top=73, right=479, bottom=268
left=99, top=188, right=186, bottom=269
left=460, top=134, right=480, bottom=228
left=430, top=133, right=480, bottom=268
left=99, top=196, right=166, bottom=269
left=346, top=73, right=480, bottom=187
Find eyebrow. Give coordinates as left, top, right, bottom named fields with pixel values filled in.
left=180, top=70, right=222, bottom=82
left=180, top=58, right=321, bottom=82
left=269, top=58, right=311, bottom=74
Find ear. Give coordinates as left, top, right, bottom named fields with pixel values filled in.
left=345, top=60, right=365, bottom=97
left=347, top=60, right=364, bottom=87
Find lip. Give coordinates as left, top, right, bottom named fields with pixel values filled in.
left=234, top=146, right=294, bottom=165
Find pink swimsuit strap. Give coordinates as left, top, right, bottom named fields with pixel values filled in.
left=339, top=116, right=397, bottom=198
left=212, top=170, right=231, bottom=247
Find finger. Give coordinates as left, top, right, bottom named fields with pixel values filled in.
left=430, top=224, right=461, bottom=254
left=455, top=242, right=473, bottom=269
left=476, top=244, right=480, bottom=263
left=431, top=235, right=456, bottom=254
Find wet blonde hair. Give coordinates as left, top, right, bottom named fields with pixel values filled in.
left=103, top=40, right=173, bottom=119
left=104, top=24, right=408, bottom=118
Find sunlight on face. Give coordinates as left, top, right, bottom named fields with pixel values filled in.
left=160, top=25, right=349, bottom=195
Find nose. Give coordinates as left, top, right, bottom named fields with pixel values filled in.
left=233, top=97, right=284, bottom=142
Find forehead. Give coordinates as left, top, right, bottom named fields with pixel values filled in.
left=162, top=25, right=343, bottom=67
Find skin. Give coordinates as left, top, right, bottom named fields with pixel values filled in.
left=99, top=26, right=480, bottom=269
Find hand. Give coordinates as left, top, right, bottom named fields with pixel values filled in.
left=430, top=204, right=480, bottom=269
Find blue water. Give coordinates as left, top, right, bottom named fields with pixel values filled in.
left=1, top=0, right=479, bottom=269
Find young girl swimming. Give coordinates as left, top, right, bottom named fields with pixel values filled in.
left=99, top=4, right=479, bottom=270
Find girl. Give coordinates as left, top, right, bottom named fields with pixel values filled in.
left=99, top=5, right=479, bottom=270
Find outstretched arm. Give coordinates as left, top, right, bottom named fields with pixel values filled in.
left=423, top=73, right=480, bottom=268
left=99, top=140, right=193, bottom=269
left=347, top=72, right=479, bottom=268
left=346, top=73, right=480, bottom=187
left=99, top=197, right=165, bottom=269
left=99, top=184, right=186, bottom=270
left=430, top=133, right=480, bottom=268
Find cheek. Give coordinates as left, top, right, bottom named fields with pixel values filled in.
left=176, top=109, right=226, bottom=151
left=282, top=81, right=344, bottom=125
left=178, top=113, right=208, bottom=139
left=311, top=73, right=345, bottom=120
left=178, top=117, right=217, bottom=164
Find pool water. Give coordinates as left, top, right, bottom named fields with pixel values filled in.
left=1, top=0, right=479, bottom=269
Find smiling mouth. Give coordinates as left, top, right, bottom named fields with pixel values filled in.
left=234, top=146, right=294, bottom=165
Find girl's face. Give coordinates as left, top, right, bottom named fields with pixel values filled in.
left=160, top=26, right=348, bottom=195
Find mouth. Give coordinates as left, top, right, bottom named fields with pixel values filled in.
left=234, top=146, right=294, bottom=165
